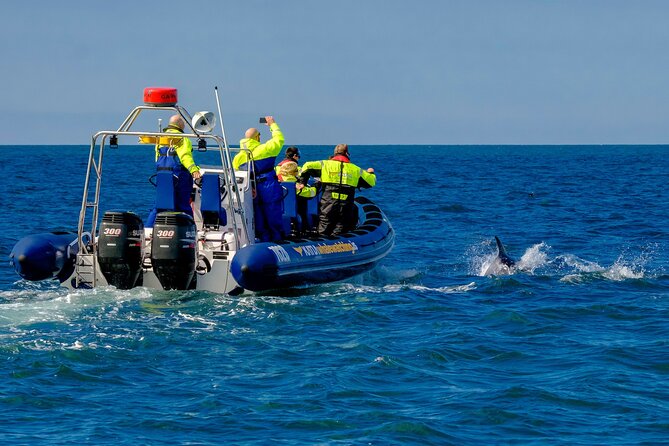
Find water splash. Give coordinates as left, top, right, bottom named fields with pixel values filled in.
left=469, top=239, right=550, bottom=276
left=559, top=246, right=654, bottom=283
left=467, top=238, right=496, bottom=276
left=469, top=239, right=656, bottom=282
left=517, top=242, right=549, bottom=273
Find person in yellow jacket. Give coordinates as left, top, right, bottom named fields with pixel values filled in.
left=145, top=115, right=201, bottom=227
left=278, top=161, right=318, bottom=234
left=233, top=116, right=285, bottom=242
left=275, top=146, right=301, bottom=177
left=279, top=161, right=317, bottom=198
left=298, top=144, right=376, bottom=236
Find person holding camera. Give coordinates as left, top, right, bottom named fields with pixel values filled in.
left=298, top=144, right=376, bottom=236
left=233, top=116, right=285, bottom=242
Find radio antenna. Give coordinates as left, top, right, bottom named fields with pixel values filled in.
left=214, top=86, right=230, bottom=153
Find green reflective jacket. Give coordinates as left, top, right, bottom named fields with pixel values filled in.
left=279, top=174, right=317, bottom=198
left=299, top=158, right=375, bottom=201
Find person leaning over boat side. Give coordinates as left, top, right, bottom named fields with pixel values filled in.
left=146, top=115, right=202, bottom=228
left=279, top=161, right=318, bottom=233
left=298, top=144, right=375, bottom=236
left=275, top=146, right=301, bottom=177
left=233, top=116, right=285, bottom=242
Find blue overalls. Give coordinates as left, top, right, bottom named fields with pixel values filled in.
left=233, top=123, right=286, bottom=242
left=146, top=146, right=194, bottom=228
left=253, top=167, right=284, bottom=242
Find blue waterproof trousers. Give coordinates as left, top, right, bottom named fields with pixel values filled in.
left=146, top=148, right=193, bottom=228
left=254, top=172, right=284, bottom=242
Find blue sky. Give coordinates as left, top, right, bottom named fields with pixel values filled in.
left=1, top=0, right=668, bottom=145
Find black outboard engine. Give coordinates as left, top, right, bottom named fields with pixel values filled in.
left=97, top=211, right=144, bottom=289
left=150, top=212, right=196, bottom=290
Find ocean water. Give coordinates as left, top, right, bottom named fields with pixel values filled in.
left=1, top=144, right=669, bottom=445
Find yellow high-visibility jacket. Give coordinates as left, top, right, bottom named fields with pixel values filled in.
left=233, top=123, right=284, bottom=174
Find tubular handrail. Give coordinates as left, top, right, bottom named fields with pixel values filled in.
left=76, top=103, right=253, bottom=282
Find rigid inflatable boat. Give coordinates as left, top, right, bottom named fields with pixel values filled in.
left=9, top=87, right=394, bottom=294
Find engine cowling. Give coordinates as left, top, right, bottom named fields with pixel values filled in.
left=150, top=212, right=196, bottom=290
left=97, top=211, right=144, bottom=289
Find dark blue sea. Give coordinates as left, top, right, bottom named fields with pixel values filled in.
left=1, top=145, right=669, bottom=445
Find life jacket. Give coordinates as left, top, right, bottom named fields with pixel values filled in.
left=275, top=157, right=299, bottom=178
left=156, top=126, right=186, bottom=173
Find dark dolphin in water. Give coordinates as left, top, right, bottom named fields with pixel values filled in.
left=482, top=236, right=516, bottom=276
left=494, top=236, right=515, bottom=269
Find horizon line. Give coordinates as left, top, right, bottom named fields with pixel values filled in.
left=1, top=143, right=669, bottom=148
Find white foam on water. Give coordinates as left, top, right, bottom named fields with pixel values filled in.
left=406, top=282, right=477, bottom=294
left=556, top=245, right=654, bottom=282
left=0, top=286, right=154, bottom=329
left=347, top=281, right=477, bottom=295
left=517, top=242, right=550, bottom=273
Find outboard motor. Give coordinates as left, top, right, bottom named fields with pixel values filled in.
left=150, top=212, right=196, bottom=290
left=97, top=211, right=144, bottom=289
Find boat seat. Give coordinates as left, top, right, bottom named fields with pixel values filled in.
left=303, top=192, right=319, bottom=231
left=281, top=182, right=300, bottom=236
left=155, top=170, right=175, bottom=211
left=200, top=173, right=227, bottom=229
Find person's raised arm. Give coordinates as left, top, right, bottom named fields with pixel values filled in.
left=262, top=116, right=284, bottom=156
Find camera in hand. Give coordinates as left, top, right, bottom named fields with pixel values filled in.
left=259, top=117, right=267, bottom=124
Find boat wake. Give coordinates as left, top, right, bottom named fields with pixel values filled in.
left=289, top=278, right=477, bottom=299
left=331, top=266, right=477, bottom=295
left=361, top=282, right=477, bottom=294
left=0, top=286, right=156, bottom=329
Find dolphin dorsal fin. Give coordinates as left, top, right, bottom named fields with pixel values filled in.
left=494, top=236, right=507, bottom=256
left=494, top=236, right=515, bottom=267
